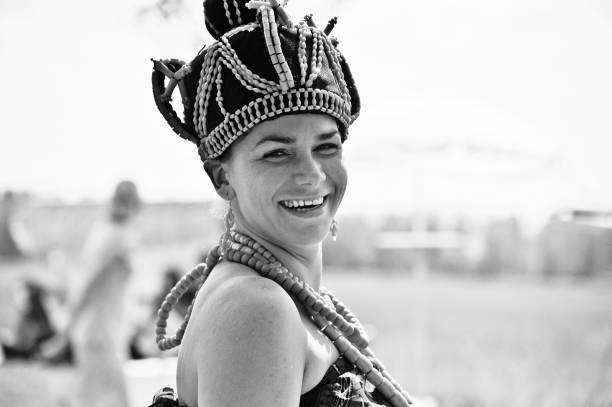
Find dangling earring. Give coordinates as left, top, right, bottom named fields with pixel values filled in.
left=330, top=219, right=339, bottom=241
left=218, top=203, right=235, bottom=256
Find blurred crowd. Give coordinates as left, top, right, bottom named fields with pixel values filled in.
left=0, top=182, right=198, bottom=407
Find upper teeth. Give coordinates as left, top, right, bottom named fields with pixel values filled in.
left=282, top=197, right=325, bottom=208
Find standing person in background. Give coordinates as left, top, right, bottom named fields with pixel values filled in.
left=42, top=180, right=142, bottom=407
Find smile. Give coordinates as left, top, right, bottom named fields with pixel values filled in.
left=279, top=196, right=327, bottom=211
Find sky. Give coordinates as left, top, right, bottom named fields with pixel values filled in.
left=1, top=0, right=611, bottom=221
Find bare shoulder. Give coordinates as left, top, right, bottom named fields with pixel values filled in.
left=184, top=261, right=306, bottom=407
left=204, top=260, right=301, bottom=323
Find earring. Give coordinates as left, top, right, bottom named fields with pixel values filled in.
left=330, top=219, right=339, bottom=241
left=218, top=203, right=235, bottom=256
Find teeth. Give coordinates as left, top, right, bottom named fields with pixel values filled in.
left=281, top=196, right=325, bottom=208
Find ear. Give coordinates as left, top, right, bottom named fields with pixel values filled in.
left=204, top=159, right=236, bottom=200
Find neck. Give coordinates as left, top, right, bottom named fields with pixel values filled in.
left=233, top=224, right=323, bottom=290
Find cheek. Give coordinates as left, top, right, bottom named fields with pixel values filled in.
left=329, top=160, right=348, bottom=202
left=232, top=163, right=279, bottom=208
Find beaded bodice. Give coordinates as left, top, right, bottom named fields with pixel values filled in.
left=299, top=356, right=392, bottom=407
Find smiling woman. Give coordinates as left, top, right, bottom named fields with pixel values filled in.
left=149, top=1, right=411, bottom=406
left=210, top=114, right=347, bottom=248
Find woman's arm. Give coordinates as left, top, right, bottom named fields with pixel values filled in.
left=194, top=274, right=307, bottom=407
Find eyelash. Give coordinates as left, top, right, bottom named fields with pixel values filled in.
left=262, top=149, right=290, bottom=160
left=316, top=143, right=341, bottom=154
left=260, top=143, right=342, bottom=162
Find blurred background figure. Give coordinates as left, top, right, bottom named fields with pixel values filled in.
left=0, top=191, right=48, bottom=364
left=1, top=281, right=55, bottom=360
left=0, top=191, right=29, bottom=260
left=42, top=180, right=142, bottom=407
left=129, top=264, right=198, bottom=360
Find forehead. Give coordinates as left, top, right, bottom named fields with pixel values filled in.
left=245, top=113, right=339, bottom=145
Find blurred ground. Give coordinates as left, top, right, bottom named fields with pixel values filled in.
left=325, top=271, right=612, bottom=407
left=1, top=247, right=610, bottom=406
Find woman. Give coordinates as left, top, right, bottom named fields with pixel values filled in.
left=151, top=1, right=412, bottom=406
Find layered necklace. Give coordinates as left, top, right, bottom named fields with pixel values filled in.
left=155, top=231, right=412, bottom=407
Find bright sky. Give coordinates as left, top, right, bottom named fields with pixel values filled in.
left=1, top=0, right=611, bottom=220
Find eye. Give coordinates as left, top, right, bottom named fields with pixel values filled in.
left=262, top=149, right=291, bottom=162
left=316, top=143, right=342, bottom=156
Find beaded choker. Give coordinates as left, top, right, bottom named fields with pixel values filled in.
left=155, top=232, right=413, bottom=407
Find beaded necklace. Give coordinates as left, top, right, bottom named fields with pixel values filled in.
left=155, top=231, right=413, bottom=407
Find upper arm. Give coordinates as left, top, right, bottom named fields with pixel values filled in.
left=194, top=275, right=306, bottom=407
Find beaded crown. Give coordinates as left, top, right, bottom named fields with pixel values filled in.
left=152, top=0, right=360, bottom=161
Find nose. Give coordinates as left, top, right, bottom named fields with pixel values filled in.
left=293, top=152, right=326, bottom=187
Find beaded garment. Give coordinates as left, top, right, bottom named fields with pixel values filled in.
left=151, top=0, right=360, bottom=162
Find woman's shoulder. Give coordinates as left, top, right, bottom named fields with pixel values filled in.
left=206, top=260, right=298, bottom=313
left=187, top=260, right=306, bottom=351
left=179, top=261, right=307, bottom=406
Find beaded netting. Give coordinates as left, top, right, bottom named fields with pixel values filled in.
left=155, top=231, right=413, bottom=407
left=151, top=0, right=360, bottom=161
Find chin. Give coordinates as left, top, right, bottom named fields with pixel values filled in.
left=280, top=222, right=330, bottom=247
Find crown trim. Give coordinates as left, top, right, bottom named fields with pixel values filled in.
left=200, top=88, right=352, bottom=158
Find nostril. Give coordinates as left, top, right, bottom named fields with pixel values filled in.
left=294, top=160, right=326, bottom=186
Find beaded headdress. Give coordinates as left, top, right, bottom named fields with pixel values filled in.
left=152, top=0, right=360, bottom=161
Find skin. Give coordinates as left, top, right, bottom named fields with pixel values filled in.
left=177, top=113, right=346, bottom=407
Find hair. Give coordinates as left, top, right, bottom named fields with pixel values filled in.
left=109, top=180, right=141, bottom=224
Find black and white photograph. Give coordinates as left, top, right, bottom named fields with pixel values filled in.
left=1, top=1, right=611, bottom=406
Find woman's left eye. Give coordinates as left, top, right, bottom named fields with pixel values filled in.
left=262, top=149, right=290, bottom=161
left=316, top=143, right=341, bottom=155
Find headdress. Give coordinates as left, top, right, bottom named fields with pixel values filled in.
left=152, top=0, right=360, bottom=161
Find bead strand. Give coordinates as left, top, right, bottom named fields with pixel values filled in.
left=310, top=313, right=411, bottom=407
left=321, top=37, right=351, bottom=106
left=219, top=36, right=280, bottom=90
left=297, top=23, right=308, bottom=86
left=215, top=67, right=228, bottom=115
left=155, top=246, right=222, bottom=350
left=232, top=0, right=242, bottom=25
left=327, top=302, right=412, bottom=405
left=305, top=30, right=323, bottom=87
left=232, top=231, right=369, bottom=347
left=320, top=287, right=369, bottom=346
left=225, top=234, right=412, bottom=407
left=223, top=0, right=234, bottom=26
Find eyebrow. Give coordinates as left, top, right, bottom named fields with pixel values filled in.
left=254, top=130, right=340, bottom=147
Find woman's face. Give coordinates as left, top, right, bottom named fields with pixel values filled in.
left=224, top=113, right=347, bottom=247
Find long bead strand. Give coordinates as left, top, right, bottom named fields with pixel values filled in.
left=153, top=234, right=412, bottom=407
left=226, top=233, right=412, bottom=407
left=155, top=246, right=221, bottom=350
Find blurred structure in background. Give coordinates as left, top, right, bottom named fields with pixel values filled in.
left=0, top=191, right=24, bottom=260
